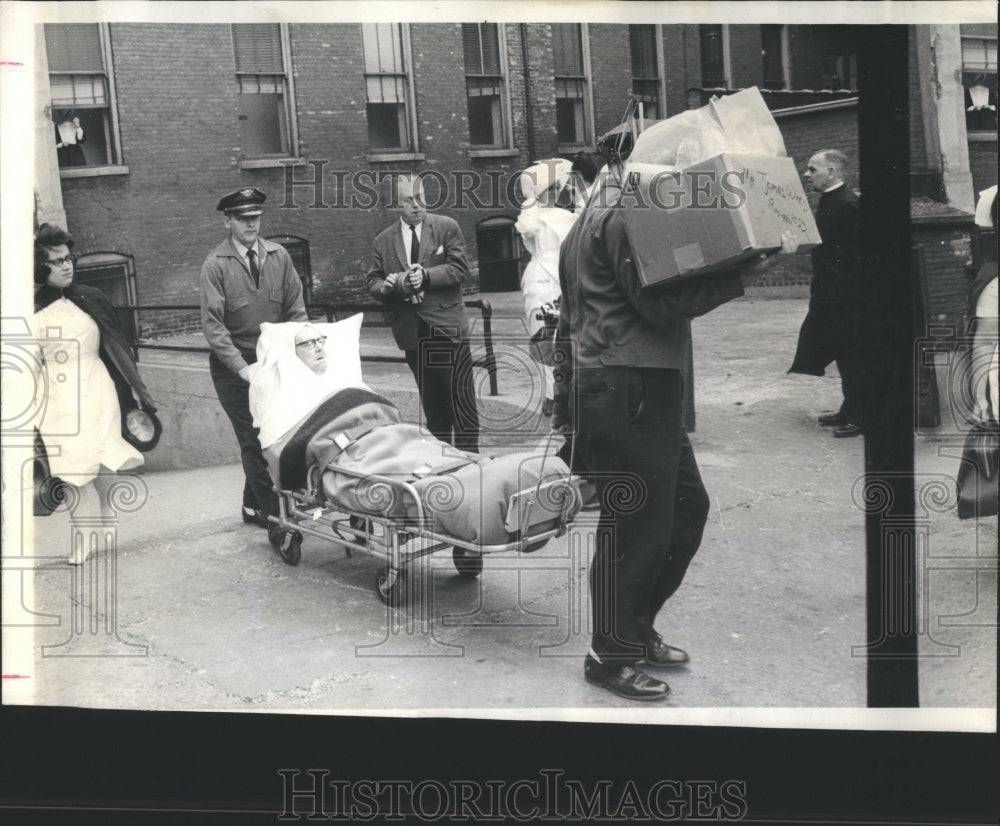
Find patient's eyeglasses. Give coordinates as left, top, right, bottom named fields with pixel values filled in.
left=47, top=255, right=74, bottom=268
left=295, top=335, right=327, bottom=352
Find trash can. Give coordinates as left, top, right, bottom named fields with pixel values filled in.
left=476, top=215, right=522, bottom=292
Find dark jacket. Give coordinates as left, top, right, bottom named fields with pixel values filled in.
left=200, top=237, right=307, bottom=375
left=365, top=212, right=471, bottom=349
left=35, top=282, right=156, bottom=413
left=552, top=171, right=745, bottom=423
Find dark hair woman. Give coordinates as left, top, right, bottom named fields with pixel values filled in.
left=33, top=223, right=157, bottom=563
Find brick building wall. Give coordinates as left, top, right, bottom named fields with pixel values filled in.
left=913, top=215, right=977, bottom=330
left=54, top=23, right=981, bottom=335
left=588, top=24, right=632, bottom=138
left=968, top=141, right=998, bottom=197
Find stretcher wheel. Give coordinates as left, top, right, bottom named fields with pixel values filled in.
left=375, top=567, right=407, bottom=606
left=452, top=548, right=483, bottom=578
left=271, top=530, right=302, bottom=566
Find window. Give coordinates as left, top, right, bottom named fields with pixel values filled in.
left=629, top=25, right=662, bottom=121
left=820, top=53, right=856, bottom=90
left=45, top=23, right=122, bottom=168
left=266, top=236, right=313, bottom=304
left=73, top=252, right=138, bottom=348
left=553, top=23, right=591, bottom=147
left=232, top=24, right=296, bottom=158
left=362, top=23, right=414, bottom=151
left=761, top=25, right=788, bottom=90
left=463, top=23, right=508, bottom=147
left=962, top=36, right=998, bottom=133
left=699, top=25, right=728, bottom=88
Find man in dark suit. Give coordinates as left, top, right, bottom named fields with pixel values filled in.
left=789, top=149, right=866, bottom=438
left=366, top=175, right=479, bottom=452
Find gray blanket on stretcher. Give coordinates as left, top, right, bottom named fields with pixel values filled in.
left=268, top=388, right=577, bottom=546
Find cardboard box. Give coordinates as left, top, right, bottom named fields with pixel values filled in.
left=621, top=153, right=821, bottom=287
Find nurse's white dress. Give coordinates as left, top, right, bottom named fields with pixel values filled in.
left=33, top=297, right=143, bottom=485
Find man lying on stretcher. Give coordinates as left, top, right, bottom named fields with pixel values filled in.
left=248, top=317, right=578, bottom=551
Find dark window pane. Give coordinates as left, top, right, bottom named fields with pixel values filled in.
left=556, top=98, right=584, bottom=144
left=367, top=102, right=407, bottom=148
left=700, top=24, right=725, bottom=87
left=468, top=91, right=501, bottom=145
left=552, top=24, right=583, bottom=76
left=761, top=24, right=785, bottom=89
left=629, top=25, right=657, bottom=78
left=237, top=87, right=288, bottom=155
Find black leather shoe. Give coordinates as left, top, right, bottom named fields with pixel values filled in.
left=242, top=506, right=268, bottom=529
left=818, top=412, right=847, bottom=428
left=643, top=637, right=690, bottom=667
left=833, top=423, right=863, bottom=438
left=584, top=654, right=670, bottom=701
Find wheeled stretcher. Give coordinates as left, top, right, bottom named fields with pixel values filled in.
left=263, top=387, right=580, bottom=604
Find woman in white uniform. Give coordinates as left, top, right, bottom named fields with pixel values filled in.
left=515, top=159, right=579, bottom=415
left=33, top=224, right=157, bottom=563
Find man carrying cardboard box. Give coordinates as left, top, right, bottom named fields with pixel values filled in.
left=788, top=149, right=866, bottom=438
left=553, top=150, right=798, bottom=701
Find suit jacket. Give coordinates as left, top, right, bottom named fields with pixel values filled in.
left=366, top=212, right=471, bottom=350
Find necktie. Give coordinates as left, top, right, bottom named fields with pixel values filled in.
left=247, top=248, right=260, bottom=288
left=409, top=225, right=420, bottom=265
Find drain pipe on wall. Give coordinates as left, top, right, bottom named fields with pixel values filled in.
left=520, top=23, right=536, bottom=162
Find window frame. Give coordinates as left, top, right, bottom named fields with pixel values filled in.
left=49, top=22, right=127, bottom=178
left=231, top=23, right=299, bottom=166
left=463, top=22, right=514, bottom=152
left=628, top=23, right=666, bottom=122
left=553, top=22, right=595, bottom=152
left=362, top=23, right=420, bottom=158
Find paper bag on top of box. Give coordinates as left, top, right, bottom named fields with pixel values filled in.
left=621, top=88, right=820, bottom=287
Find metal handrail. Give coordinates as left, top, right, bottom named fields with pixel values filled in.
left=118, top=300, right=499, bottom=395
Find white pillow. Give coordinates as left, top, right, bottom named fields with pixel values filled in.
left=311, top=313, right=364, bottom=388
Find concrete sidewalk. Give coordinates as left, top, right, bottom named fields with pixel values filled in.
left=10, top=295, right=996, bottom=717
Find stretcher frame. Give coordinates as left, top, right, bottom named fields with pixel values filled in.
left=271, top=459, right=579, bottom=605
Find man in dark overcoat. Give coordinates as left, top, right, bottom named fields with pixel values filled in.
left=789, top=149, right=866, bottom=438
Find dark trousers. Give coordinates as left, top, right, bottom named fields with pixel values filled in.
left=404, top=318, right=480, bottom=453
left=209, top=351, right=278, bottom=519
left=835, top=347, right=867, bottom=426
left=574, top=366, right=710, bottom=666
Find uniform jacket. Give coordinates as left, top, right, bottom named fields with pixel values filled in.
left=365, top=212, right=471, bottom=349
left=552, top=171, right=744, bottom=423
left=200, top=237, right=307, bottom=375
left=34, top=282, right=156, bottom=413
left=788, top=185, right=863, bottom=376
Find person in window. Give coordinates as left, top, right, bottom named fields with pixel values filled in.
left=199, top=187, right=308, bottom=545
left=366, top=175, right=480, bottom=452
left=33, top=223, right=156, bottom=563
left=54, top=111, right=86, bottom=167
left=516, top=159, right=579, bottom=417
